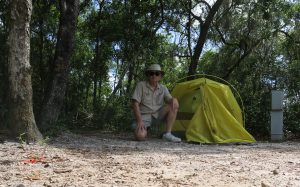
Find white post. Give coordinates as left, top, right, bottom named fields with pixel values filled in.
left=271, top=90, right=284, bottom=141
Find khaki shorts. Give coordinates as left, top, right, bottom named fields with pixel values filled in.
left=131, top=106, right=167, bottom=130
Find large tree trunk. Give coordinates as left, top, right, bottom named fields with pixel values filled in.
left=7, top=0, right=43, bottom=142
left=187, top=0, right=225, bottom=78
left=38, top=0, right=80, bottom=131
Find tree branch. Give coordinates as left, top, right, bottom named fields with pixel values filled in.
left=223, top=39, right=261, bottom=79
left=278, top=30, right=300, bottom=44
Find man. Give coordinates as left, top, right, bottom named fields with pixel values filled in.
left=132, top=64, right=181, bottom=142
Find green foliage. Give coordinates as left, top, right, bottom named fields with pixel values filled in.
left=284, top=103, right=300, bottom=138
left=18, top=132, right=27, bottom=145
left=30, top=0, right=60, bottom=113
left=41, top=116, right=69, bottom=137
left=102, top=96, right=133, bottom=132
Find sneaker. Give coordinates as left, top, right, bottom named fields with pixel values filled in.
left=162, top=133, right=181, bottom=142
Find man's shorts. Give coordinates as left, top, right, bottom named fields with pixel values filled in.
left=131, top=106, right=168, bottom=130
left=131, top=116, right=165, bottom=130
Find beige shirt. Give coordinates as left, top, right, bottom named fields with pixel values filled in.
left=132, top=81, right=172, bottom=119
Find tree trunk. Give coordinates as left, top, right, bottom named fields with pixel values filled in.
left=188, top=0, right=225, bottom=78
left=38, top=0, right=80, bottom=131
left=92, top=0, right=105, bottom=111
left=126, top=62, right=134, bottom=95
left=92, top=30, right=100, bottom=111
left=7, top=0, right=43, bottom=142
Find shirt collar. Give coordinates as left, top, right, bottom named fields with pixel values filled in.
left=146, top=81, right=161, bottom=90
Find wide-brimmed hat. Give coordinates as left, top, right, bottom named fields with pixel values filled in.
left=146, top=64, right=164, bottom=73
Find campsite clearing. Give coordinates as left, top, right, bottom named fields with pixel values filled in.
left=0, top=132, right=299, bottom=187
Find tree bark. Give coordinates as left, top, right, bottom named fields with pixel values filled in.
left=7, top=0, right=43, bottom=142
left=187, top=0, right=225, bottom=78
left=38, top=0, right=80, bottom=131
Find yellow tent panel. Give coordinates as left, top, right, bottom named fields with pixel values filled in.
left=172, top=78, right=255, bottom=143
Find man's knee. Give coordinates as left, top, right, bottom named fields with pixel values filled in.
left=169, top=98, right=179, bottom=112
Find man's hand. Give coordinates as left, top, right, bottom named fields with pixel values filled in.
left=136, top=121, right=146, bottom=131
left=135, top=121, right=147, bottom=141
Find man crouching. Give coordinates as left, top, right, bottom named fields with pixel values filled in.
left=131, top=64, right=181, bottom=142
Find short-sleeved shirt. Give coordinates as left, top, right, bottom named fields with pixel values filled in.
left=132, top=81, right=172, bottom=120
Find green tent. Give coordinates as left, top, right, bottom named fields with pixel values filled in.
left=172, top=78, right=255, bottom=143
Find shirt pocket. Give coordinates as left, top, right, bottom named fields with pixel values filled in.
left=155, top=90, right=164, bottom=105
left=142, top=91, right=152, bottom=104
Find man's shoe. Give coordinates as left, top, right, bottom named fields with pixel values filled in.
left=162, top=133, right=181, bottom=142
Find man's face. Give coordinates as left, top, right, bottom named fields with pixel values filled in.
left=147, top=71, right=162, bottom=82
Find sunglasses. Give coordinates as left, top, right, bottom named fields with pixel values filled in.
left=148, top=71, right=161, bottom=76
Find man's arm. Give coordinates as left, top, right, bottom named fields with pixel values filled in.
left=132, top=100, right=145, bottom=129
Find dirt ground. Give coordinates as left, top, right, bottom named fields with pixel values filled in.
left=0, top=132, right=300, bottom=187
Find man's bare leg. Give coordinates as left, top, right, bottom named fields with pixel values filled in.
left=165, top=98, right=179, bottom=132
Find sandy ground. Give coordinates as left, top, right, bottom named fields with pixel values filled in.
left=0, top=132, right=300, bottom=187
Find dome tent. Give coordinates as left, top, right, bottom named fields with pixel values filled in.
left=171, top=77, right=255, bottom=143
